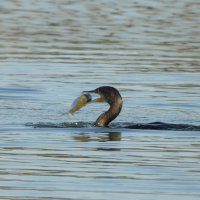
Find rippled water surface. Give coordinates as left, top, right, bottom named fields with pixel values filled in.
left=0, top=0, right=200, bottom=199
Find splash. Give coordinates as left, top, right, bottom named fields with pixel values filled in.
left=25, top=122, right=92, bottom=128
left=25, top=121, right=200, bottom=131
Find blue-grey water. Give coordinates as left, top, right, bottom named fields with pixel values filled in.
left=0, top=0, right=200, bottom=199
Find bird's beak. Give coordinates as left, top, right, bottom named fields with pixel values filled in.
left=82, top=89, right=106, bottom=103
left=91, top=97, right=105, bottom=103
left=82, top=89, right=96, bottom=94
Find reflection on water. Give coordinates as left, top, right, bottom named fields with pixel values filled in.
left=0, top=128, right=200, bottom=200
left=0, top=0, right=200, bottom=199
left=108, top=132, right=121, bottom=141
left=73, top=132, right=121, bottom=142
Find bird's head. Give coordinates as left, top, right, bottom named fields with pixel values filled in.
left=83, top=86, right=122, bottom=106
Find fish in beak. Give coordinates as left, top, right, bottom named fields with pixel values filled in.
left=68, top=89, right=106, bottom=115
left=69, top=93, right=92, bottom=114
left=82, top=89, right=106, bottom=103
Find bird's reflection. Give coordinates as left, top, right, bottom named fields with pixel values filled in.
left=73, top=132, right=121, bottom=142
left=108, top=132, right=121, bottom=141
left=73, top=133, right=90, bottom=142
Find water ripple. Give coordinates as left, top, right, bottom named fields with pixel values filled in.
left=26, top=121, right=200, bottom=131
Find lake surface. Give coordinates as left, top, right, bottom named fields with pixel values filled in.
left=0, top=0, right=200, bottom=199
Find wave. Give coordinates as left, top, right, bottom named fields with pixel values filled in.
left=25, top=121, right=200, bottom=131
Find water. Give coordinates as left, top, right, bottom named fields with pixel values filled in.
left=0, top=0, right=200, bottom=199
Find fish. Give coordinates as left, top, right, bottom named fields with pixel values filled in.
left=69, top=93, right=92, bottom=114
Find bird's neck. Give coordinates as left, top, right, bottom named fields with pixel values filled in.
left=95, top=98, right=122, bottom=127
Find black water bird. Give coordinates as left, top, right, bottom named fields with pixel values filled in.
left=83, top=86, right=123, bottom=127
left=83, top=86, right=200, bottom=131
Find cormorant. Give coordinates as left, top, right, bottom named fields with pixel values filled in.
left=83, top=86, right=123, bottom=127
